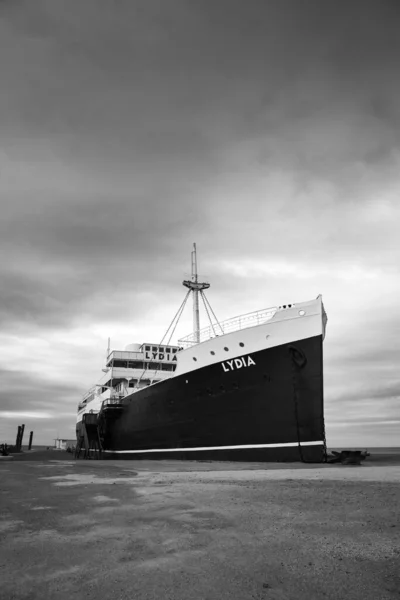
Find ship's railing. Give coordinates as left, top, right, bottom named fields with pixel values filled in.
left=101, top=398, right=124, bottom=410
left=183, top=272, right=210, bottom=283
left=82, top=385, right=96, bottom=402
left=178, top=306, right=278, bottom=348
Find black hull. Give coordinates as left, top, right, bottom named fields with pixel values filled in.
left=79, top=334, right=325, bottom=462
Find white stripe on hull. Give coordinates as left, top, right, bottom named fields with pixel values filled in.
left=103, top=440, right=324, bottom=454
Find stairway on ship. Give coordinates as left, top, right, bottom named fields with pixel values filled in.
left=75, top=413, right=103, bottom=459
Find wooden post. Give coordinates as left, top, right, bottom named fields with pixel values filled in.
left=28, top=431, right=34, bottom=450
left=19, top=424, right=25, bottom=450
left=16, top=426, right=21, bottom=449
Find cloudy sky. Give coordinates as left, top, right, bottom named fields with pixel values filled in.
left=1, top=0, right=399, bottom=447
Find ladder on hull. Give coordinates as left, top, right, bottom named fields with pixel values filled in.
left=75, top=413, right=103, bottom=459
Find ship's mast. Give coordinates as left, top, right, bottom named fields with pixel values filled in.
left=191, top=244, right=200, bottom=340
left=182, top=243, right=210, bottom=343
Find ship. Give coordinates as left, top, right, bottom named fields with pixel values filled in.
left=76, top=244, right=328, bottom=462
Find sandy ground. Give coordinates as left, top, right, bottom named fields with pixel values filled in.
left=0, top=453, right=399, bottom=600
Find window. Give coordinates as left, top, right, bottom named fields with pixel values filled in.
left=113, top=360, right=128, bottom=368
left=239, top=342, right=244, bottom=347
left=159, top=347, right=164, bottom=353
left=210, top=351, right=215, bottom=355
left=161, top=363, right=175, bottom=371
left=127, top=361, right=144, bottom=369
left=113, top=359, right=145, bottom=369
left=166, top=347, right=170, bottom=353
left=145, top=346, right=150, bottom=351
left=193, top=357, right=197, bottom=361
left=152, top=346, right=158, bottom=352
left=224, top=347, right=229, bottom=351
left=147, top=362, right=160, bottom=370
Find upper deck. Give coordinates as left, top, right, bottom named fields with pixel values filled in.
left=78, top=342, right=182, bottom=413
left=105, top=343, right=181, bottom=368
left=178, top=305, right=279, bottom=348
left=177, top=297, right=326, bottom=349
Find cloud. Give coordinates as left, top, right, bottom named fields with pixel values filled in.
left=0, top=412, right=53, bottom=420
left=0, top=368, right=83, bottom=410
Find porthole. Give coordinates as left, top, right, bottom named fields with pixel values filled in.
left=298, top=310, right=306, bottom=316
left=193, top=357, right=197, bottom=361
left=239, top=342, right=244, bottom=347
left=210, top=350, right=215, bottom=355
left=266, top=335, right=270, bottom=339
left=224, top=347, right=229, bottom=351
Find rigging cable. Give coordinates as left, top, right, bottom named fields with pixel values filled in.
left=165, top=291, right=191, bottom=347
left=159, top=290, right=192, bottom=347
left=199, top=290, right=217, bottom=338
left=144, top=289, right=192, bottom=384
left=202, top=291, right=223, bottom=335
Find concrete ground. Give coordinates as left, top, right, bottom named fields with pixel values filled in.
left=0, top=452, right=399, bottom=600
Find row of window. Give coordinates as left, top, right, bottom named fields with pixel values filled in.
left=103, top=378, right=163, bottom=395
left=112, top=360, right=144, bottom=369
left=150, top=362, right=175, bottom=371
left=192, top=341, right=245, bottom=361
left=111, top=360, right=175, bottom=371
left=144, top=345, right=179, bottom=354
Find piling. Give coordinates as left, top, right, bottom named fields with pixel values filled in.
left=15, top=426, right=21, bottom=450
left=28, top=431, right=34, bottom=451
left=15, top=424, right=26, bottom=451
left=19, top=424, right=25, bottom=450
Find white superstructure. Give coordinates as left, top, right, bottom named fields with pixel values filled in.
left=77, top=342, right=181, bottom=420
